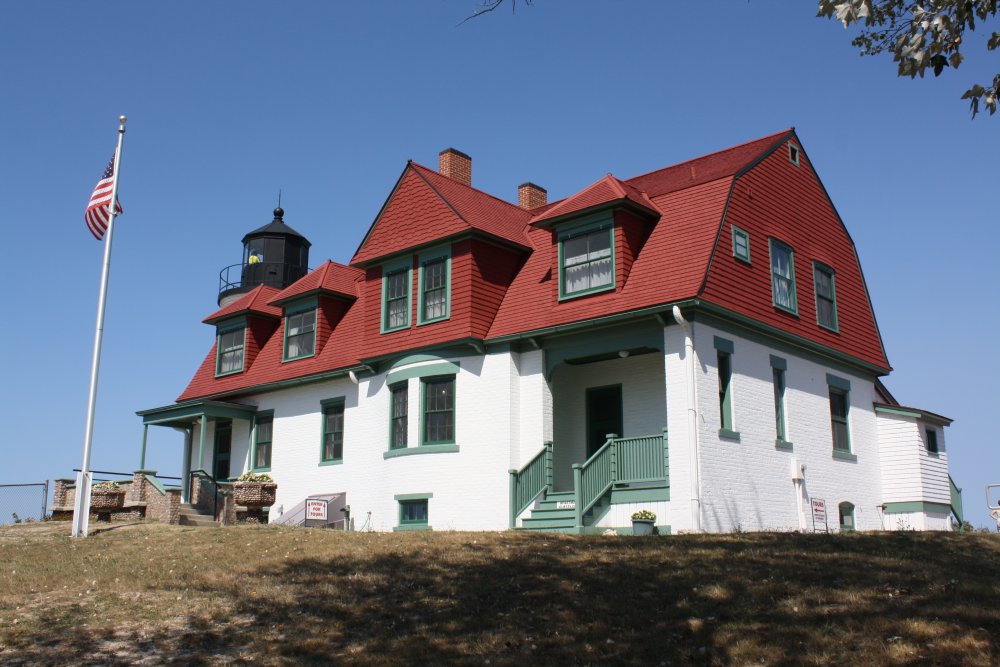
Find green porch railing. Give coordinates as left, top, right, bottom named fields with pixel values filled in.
left=949, top=474, right=964, bottom=524
left=573, top=429, right=669, bottom=530
left=508, top=442, right=553, bottom=528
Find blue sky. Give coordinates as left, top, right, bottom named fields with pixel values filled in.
left=2, top=2, right=996, bottom=527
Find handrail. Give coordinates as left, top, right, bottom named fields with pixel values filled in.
left=190, top=469, right=221, bottom=521
left=573, top=430, right=669, bottom=529
left=508, top=442, right=553, bottom=528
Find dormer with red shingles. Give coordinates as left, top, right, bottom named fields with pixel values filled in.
left=202, top=285, right=282, bottom=380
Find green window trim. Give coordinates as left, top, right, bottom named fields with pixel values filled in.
left=788, top=142, right=801, bottom=167
left=320, top=398, right=345, bottom=464
left=769, top=238, right=798, bottom=315
left=774, top=439, right=794, bottom=451
left=417, top=246, right=451, bottom=325
left=732, top=225, right=751, bottom=264
left=389, top=382, right=408, bottom=450
left=557, top=215, right=615, bottom=300
left=383, top=444, right=460, bottom=459
left=829, top=384, right=851, bottom=455
left=215, top=324, right=247, bottom=377
left=282, top=299, right=318, bottom=361
left=925, top=427, right=939, bottom=455
left=381, top=256, right=412, bottom=333
left=252, top=410, right=274, bottom=472
left=386, top=360, right=460, bottom=386
left=773, top=365, right=787, bottom=443
left=718, top=428, right=741, bottom=442
left=713, top=336, right=734, bottom=354
left=396, top=495, right=430, bottom=530
left=813, top=262, right=839, bottom=332
left=838, top=501, right=855, bottom=531
left=421, top=375, right=456, bottom=445
left=716, top=344, right=735, bottom=434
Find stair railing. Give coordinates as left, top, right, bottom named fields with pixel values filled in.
left=189, top=469, right=221, bottom=521
left=508, top=442, right=553, bottom=528
left=949, top=474, right=963, bottom=524
left=573, top=429, right=669, bottom=530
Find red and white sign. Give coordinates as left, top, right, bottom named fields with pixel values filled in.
left=306, top=499, right=327, bottom=521
left=811, top=498, right=827, bottom=524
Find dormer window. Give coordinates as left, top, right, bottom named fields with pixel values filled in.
left=559, top=219, right=614, bottom=299
left=381, top=256, right=411, bottom=333
left=284, top=304, right=317, bottom=360
left=215, top=325, right=245, bottom=376
left=418, top=246, right=451, bottom=325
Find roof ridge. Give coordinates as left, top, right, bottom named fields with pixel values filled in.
left=409, top=161, right=529, bottom=215
left=623, top=129, right=792, bottom=184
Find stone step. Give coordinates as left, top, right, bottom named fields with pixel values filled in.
left=178, top=513, right=219, bottom=528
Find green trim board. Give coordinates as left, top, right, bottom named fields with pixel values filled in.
left=873, top=404, right=953, bottom=426
left=826, top=374, right=851, bottom=391
left=394, top=492, right=434, bottom=501
left=718, top=428, right=741, bottom=442
left=775, top=439, right=793, bottom=451
left=608, top=484, right=669, bottom=504
left=380, top=255, right=412, bottom=333
left=420, top=375, right=456, bottom=445
left=769, top=238, right=798, bottom=315
left=732, top=225, right=751, bottom=263
left=882, top=501, right=952, bottom=514
left=832, top=449, right=857, bottom=462
left=557, top=213, right=616, bottom=300
left=137, top=400, right=258, bottom=427
left=392, top=524, right=432, bottom=532
left=543, top=320, right=663, bottom=379
left=386, top=360, right=460, bottom=386
left=417, top=245, right=451, bottom=325
left=713, top=335, right=734, bottom=354
left=319, top=397, right=345, bottom=464
left=769, top=354, right=787, bottom=371
left=383, top=444, right=459, bottom=459
left=251, top=410, right=274, bottom=472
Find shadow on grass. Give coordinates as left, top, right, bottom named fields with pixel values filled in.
left=4, top=531, right=1000, bottom=666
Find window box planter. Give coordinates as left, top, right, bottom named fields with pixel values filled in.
left=233, top=482, right=277, bottom=508
left=90, top=489, right=126, bottom=512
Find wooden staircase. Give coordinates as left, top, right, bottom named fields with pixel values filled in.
left=518, top=491, right=612, bottom=533
left=178, top=503, right=219, bottom=527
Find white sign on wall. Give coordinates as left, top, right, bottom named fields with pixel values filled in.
left=306, top=499, right=327, bottom=521
left=811, top=498, right=828, bottom=532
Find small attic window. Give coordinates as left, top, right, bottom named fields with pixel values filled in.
left=788, top=143, right=800, bottom=167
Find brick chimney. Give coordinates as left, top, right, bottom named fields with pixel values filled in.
left=439, top=148, right=472, bottom=186
left=518, top=182, right=547, bottom=210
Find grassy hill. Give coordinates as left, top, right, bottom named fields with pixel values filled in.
left=1, top=522, right=998, bottom=666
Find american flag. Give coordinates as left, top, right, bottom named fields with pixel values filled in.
left=85, top=155, right=123, bottom=240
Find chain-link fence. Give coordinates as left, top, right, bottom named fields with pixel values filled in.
left=0, top=482, right=48, bottom=525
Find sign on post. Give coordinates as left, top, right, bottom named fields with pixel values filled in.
left=811, top=498, right=828, bottom=533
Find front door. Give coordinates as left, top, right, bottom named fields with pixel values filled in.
left=586, top=385, right=623, bottom=458
left=213, top=421, right=232, bottom=481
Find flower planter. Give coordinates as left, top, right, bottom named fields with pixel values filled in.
left=233, top=482, right=277, bottom=508
left=90, top=490, right=126, bottom=511
left=632, top=519, right=655, bottom=536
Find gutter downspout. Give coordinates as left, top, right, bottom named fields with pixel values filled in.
left=672, top=306, right=702, bottom=532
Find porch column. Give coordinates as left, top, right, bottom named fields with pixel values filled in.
left=138, top=424, right=149, bottom=470
left=197, top=415, right=207, bottom=473
left=180, top=427, right=192, bottom=503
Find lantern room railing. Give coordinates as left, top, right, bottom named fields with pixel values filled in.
left=218, top=262, right=311, bottom=297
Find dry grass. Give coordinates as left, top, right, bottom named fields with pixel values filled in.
left=1, top=522, right=998, bottom=666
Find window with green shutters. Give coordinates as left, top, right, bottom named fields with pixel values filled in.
left=422, top=376, right=455, bottom=444
left=390, top=382, right=408, bottom=449
left=770, top=239, right=797, bottom=314
left=814, top=262, right=838, bottom=331
left=216, top=327, right=245, bottom=375
left=322, top=401, right=344, bottom=462
left=284, top=308, right=316, bottom=360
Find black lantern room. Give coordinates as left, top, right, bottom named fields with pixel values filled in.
left=218, top=207, right=312, bottom=306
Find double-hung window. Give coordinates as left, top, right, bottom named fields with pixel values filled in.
left=714, top=337, right=737, bottom=440
left=284, top=307, right=316, bottom=360
left=770, top=239, right=797, bottom=314
left=216, top=326, right=245, bottom=375
left=423, top=376, right=455, bottom=444
left=321, top=400, right=344, bottom=463
left=559, top=222, right=613, bottom=298
left=382, top=258, right=411, bottom=332
left=389, top=382, right=408, bottom=449
left=254, top=414, right=273, bottom=470
left=813, top=263, right=838, bottom=331
left=828, top=379, right=851, bottom=455
left=771, top=355, right=789, bottom=447
left=418, top=248, right=450, bottom=324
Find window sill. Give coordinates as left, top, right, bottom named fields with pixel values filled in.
left=383, top=444, right=460, bottom=460
left=214, top=368, right=244, bottom=378
left=393, top=524, right=432, bottom=532
left=818, top=323, right=840, bottom=334
left=319, top=459, right=343, bottom=467
left=251, top=466, right=272, bottom=473
left=380, top=324, right=410, bottom=334
left=282, top=354, right=315, bottom=363
left=417, top=315, right=450, bottom=327
left=774, top=439, right=794, bottom=451
left=773, top=304, right=799, bottom=317
left=558, top=283, right=615, bottom=302
left=832, top=450, right=857, bottom=462
left=718, top=429, right=741, bottom=442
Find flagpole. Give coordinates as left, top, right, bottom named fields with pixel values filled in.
left=72, top=116, right=127, bottom=538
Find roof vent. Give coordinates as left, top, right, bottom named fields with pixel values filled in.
left=439, top=148, right=472, bottom=186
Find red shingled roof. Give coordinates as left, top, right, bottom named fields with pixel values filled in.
left=350, top=162, right=530, bottom=266
left=270, top=261, right=363, bottom=305
left=530, top=174, right=657, bottom=226
left=203, top=285, right=282, bottom=324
